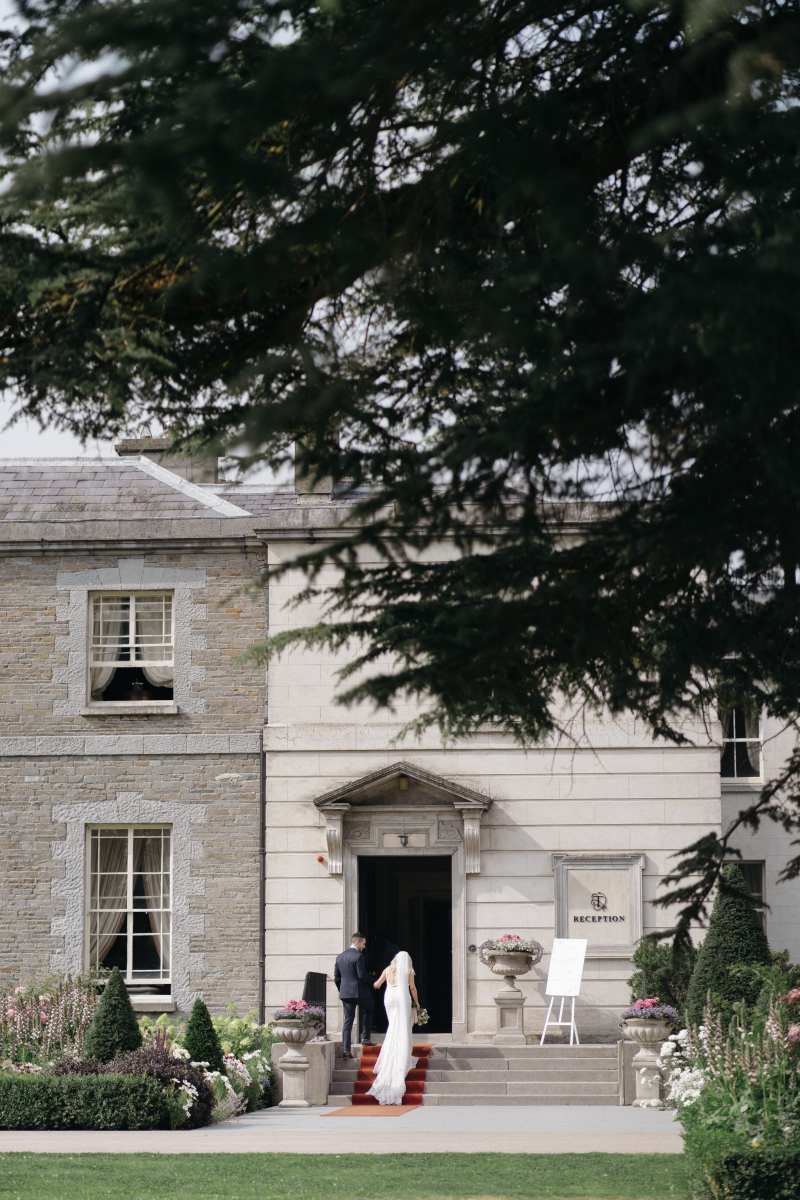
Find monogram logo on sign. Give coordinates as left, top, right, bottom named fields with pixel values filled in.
left=590, top=892, right=608, bottom=911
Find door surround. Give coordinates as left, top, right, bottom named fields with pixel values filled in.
left=313, top=761, right=492, bottom=1040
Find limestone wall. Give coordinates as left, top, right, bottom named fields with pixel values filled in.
left=0, top=749, right=262, bottom=1014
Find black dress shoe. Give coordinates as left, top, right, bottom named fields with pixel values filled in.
left=341, top=1050, right=352, bottom=1059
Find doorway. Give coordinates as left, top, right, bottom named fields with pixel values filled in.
left=358, top=855, right=452, bottom=1034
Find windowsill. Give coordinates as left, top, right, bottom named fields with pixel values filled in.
left=81, top=703, right=179, bottom=716
left=130, top=994, right=176, bottom=1013
left=721, top=777, right=763, bottom=793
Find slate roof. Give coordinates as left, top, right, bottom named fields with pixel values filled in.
left=0, top=457, right=253, bottom=542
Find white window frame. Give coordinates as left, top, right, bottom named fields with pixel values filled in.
left=87, top=591, right=175, bottom=707
left=720, top=703, right=762, bottom=781
left=85, top=825, right=173, bottom=989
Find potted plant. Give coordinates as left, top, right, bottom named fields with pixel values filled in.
left=271, top=1000, right=325, bottom=1047
left=620, top=997, right=679, bottom=1046
left=478, top=934, right=544, bottom=986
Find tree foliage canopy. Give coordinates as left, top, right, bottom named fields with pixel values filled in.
left=2, top=0, right=800, bottom=931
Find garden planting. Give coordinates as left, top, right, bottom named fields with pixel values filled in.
left=0, top=968, right=274, bottom=1131
left=629, top=865, right=800, bottom=1200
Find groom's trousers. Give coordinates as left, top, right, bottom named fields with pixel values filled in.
left=341, top=994, right=372, bottom=1052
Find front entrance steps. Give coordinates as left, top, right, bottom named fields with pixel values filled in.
left=329, top=1043, right=622, bottom=1106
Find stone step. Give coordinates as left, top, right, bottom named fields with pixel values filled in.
left=332, top=1067, right=617, bottom=1085
left=327, top=1093, right=618, bottom=1108
left=441, top=1045, right=617, bottom=1058
left=332, top=1078, right=618, bottom=1097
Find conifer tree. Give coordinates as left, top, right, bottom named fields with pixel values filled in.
left=83, top=967, right=142, bottom=1062
left=183, top=998, right=224, bottom=1073
left=685, top=864, right=771, bottom=1027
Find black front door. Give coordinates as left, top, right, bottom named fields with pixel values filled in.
left=358, top=855, right=452, bottom=1033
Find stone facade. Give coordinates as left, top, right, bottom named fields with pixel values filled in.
left=1, top=454, right=798, bottom=1037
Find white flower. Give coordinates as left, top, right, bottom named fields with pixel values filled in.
left=660, top=1042, right=676, bottom=1058
left=667, top=1066, right=706, bottom=1108
left=171, top=1045, right=190, bottom=1060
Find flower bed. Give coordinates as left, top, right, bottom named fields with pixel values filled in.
left=0, top=976, right=275, bottom=1131
left=661, top=988, right=800, bottom=1199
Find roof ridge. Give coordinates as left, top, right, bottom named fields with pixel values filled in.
left=132, top=456, right=250, bottom=517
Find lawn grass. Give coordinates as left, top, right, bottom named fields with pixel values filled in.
left=0, top=1153, right=689, bottom=1199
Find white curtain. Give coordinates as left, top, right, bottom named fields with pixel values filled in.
left=136, top=602, right=173, bottom=687
left=90, top=836, right=128, bottom=968
left=90, top=602, right=124, bottom=697
left=136, top=836, right=166, bottom=967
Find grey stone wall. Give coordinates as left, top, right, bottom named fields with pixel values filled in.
left=0, top=752, right=262, bottom=1015
left=0, top=548, right=267, bottom=735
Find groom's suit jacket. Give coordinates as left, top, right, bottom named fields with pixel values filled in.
left=334, top=946, right=370, bottom=1002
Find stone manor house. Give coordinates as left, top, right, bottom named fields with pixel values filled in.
left=1, top=441, right=798, bottom=1039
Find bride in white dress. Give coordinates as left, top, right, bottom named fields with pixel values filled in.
left=367, top=950, right=420, bottom=1105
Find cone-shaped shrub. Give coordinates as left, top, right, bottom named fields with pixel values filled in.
left=685, top=863, right=771, bottom=1026
left=83, top=967, right=142, bottom=1062
left=183, top=997, right=224, bottom=1072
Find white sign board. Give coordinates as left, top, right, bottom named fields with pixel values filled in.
left=544, top=938, right=587, bottom=998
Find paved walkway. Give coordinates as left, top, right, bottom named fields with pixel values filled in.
left=0, top=1105, right=683, bottom=1155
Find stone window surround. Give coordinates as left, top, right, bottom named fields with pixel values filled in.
left=552, top=852, right=645, bottom=959
left=55, top=558, right=207, bottom=717
left=51, top=793, right=207, bottom=1012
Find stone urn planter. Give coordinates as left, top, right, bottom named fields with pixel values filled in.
left=620, top=1001, right=678, bottom=1108
left=479, top=937, right=544, bottom=1046
left=621, top=1018, right=672, bottom=1048
left=273, top=1019, right=315, bottom=1047
left=271, top=1004, right=325, bottom=1108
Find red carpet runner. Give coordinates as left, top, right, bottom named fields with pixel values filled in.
left=350, top=1044, right=432, bottom=1106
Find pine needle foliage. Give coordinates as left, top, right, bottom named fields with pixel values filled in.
left=1, top=2, right=800, bottom=930
left=183, top=998, right=224, bottom=1073
left=83, top=968, right=142, bottom=1063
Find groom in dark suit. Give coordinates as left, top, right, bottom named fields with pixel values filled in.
left=334, top=932, right=373, bottom=1058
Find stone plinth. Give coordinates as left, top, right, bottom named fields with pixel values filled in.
left=493, top=980, right=527, bottom=1045
left=272, top=1040, right=334, bottom=1107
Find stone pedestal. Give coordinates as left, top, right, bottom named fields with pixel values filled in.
left=632, top=1044, right=663, bottom=1107
left=277, top=1044, right=311, bottom=1108
left=271, top=1040, right=334, bottom=1107
left=494, top=979, right=527, bottom=1046
left=621, top=1019, right=669, bottom=1109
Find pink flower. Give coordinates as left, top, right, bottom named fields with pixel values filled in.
left=787, top=1024, right=800, bottom=1045
left=7, top=1007, right=16, bottom=1019
left=285, top=999, right=309, bottom=1013
left=39, top=1010, right=48, bottom=1023
left=783, top=988, right=800, bottom=1006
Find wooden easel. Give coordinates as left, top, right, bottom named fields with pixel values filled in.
left=539, top=938, right=587, bottom=1046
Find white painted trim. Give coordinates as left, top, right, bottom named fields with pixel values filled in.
left=133, top=456, right=250, bottom=517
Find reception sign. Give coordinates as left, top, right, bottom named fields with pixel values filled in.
left=552, top=853, right=645, bottom=957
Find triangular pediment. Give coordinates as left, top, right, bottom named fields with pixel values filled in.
left=313, top=760, right=491, bottom=812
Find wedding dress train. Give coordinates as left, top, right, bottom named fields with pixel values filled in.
left=367, top=950, right=417, bottom=1105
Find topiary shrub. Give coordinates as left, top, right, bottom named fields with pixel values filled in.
left=82, top=968, right=142, bottom=1062
left=0, top=1073, right=166, bottom=1130
left=629, top=936, right=696, bottom=1017
left=183, top=997, right=224, bottom=1072
left=685, top=863, right=771, bottom=1027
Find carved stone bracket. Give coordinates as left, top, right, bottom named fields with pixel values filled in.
left=455, top=804, right=484, bottom=874
left=319, top=802, right=350, bottom=875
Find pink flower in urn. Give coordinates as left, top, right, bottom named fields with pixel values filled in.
left=787, top=1024, right=800, bottom=1045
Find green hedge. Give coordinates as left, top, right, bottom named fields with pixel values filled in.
left=684, top=1121, right=800, bottom=1200
left=0, top=1073, right=167, bottom=1130
left=704, top=1150, right=800, bottom=1200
